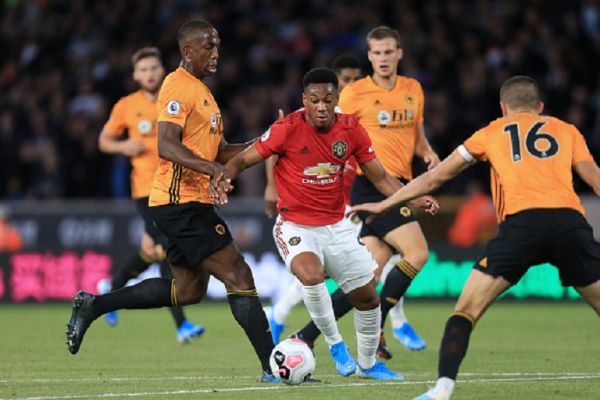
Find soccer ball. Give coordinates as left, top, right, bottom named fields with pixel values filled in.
left=269, top=338, right=316, bottom=385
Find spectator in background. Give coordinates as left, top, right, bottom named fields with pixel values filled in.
left=1, top=1, right=600, bottom=198
left=447, top=181, right=497, bottom=247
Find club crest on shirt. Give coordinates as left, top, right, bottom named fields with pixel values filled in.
left=260, top=128, right=271, bottom=142
left=167, top=100, right=180, bottom=115
left=400, top=207, right=412, bottom=217
left=332, top=140, right=347, bottom=159
left=406, top=95, right=415, bottom=104
left=137, top=120, right=152, bottom=135
left=288, top=236, right=301, bottom=246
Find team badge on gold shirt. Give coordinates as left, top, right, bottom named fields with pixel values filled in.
left=138, top=120, right=152, bottom=135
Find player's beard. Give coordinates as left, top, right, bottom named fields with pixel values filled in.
left=143, top=82, right=161, bottom=95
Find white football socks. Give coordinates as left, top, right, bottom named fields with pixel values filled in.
left=429, top=377, right=455, bottom=399
left=273, top=279, right=303, bottom=324
left=302, top=282, right=343, bottom=346
left=389, top=296, right=408, bottom=328
left=354, top=305, right=380, bottom=370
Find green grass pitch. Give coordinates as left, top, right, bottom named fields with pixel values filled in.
left=0, top=301, right=598, bottom=399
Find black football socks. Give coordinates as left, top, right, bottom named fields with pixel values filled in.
left=228, top=291, right=274, bottom=373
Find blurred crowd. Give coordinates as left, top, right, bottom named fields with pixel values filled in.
left=2, top=0, right=600, bottom=199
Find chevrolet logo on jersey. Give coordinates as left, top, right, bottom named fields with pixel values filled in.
left=303, top=163, right=341, bottom=178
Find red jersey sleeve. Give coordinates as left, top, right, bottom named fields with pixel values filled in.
left=352, top=123, right=377, bottom=164
left=255, top=121, right=288, bottom=159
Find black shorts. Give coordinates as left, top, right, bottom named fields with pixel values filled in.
left=135, top=197, right=167, bottom=246
left=350, top=175, right=417, bottom=239
left=474, top=208, right=600, bottom=287
left=149, top=202, right=233, bottom=267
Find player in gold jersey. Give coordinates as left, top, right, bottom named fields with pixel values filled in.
left=96, top=47, right=204, bottom=342
left=66, top=20, right=278, bottom=383
left=339, top=26, right=440, bottom=356
left=351, top=76, right=600, bottom=400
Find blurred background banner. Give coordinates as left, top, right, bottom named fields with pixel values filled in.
left=1, top=197, right=594, bottom=303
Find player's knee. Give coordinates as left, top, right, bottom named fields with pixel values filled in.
left=298, top=275, right=324, bottom=286
left=405, top=248, right=429, bottom=270
left=453, top=306, right=482, bottom=323
left=174, top=286, right=202, bottom=305
left=354, top=293, right=380, bottom=310
left=223, top=259, right=256, bottom=292
left=172, top=278, right=204, bottom=305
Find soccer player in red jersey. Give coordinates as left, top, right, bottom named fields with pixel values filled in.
left=226, top=68, right=438, bottom=380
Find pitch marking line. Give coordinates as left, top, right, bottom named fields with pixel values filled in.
left=1, top=371, right=598, bottom=384
left=1, top=373, right=599, bottom=400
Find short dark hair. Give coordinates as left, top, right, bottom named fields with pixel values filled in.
left=330, top=54, right=361, bottom=73
left=131, top=47, right=161, bottom=68
left=500, top=75, right=541, bottom=110
left=302, top=68, right=339, bottom=91
left=366, top=26, right=401, bottom=49
left=177, top=20, right=215, bottom=45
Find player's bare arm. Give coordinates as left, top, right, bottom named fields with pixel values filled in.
left=414, top=122, right=440, bottom=170
left=225, top=143, right=265, bottom=180
left=574, top=160, right=600, bottom=197
left=157, top=120, right=231, bottom=203
left=359, top=157, right=439, bottom=215
left=263, top=109, right=285, bottom=218
left=215, top=136, right=256, bottom=164
left=98, top=128, right=146, bottom=157
left=264, top=154, right=279, bottom=218
left=352, top=151, right=468, bottom=216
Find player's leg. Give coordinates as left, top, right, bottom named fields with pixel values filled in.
left=414, top=269, right=510, bottom=400
left=96, top=233, right=157, bottom=326
left=66, top=260, right=202, bottom=355
left=291, top=251, right=356, bottom=376
left=201, top=242, right=277, bottom=382
left=274, top=216, right=355, bottom=376
left=266, top=278, right=304, bottom=344
left=144, top=203, right=206, bottom=342
left=576, top=281, right=600, bottom=316
left=550, top=212, right=600, bottom=316
left=324, top=217, right=402, bottom=380
left=380, top=254, right=426, bottom=350
left=157, top=259, right=205, bottom=343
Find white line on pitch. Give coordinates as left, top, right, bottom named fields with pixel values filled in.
left=1, top=374, right=599, bottom=400
left=1, top=371, right=598, bottom=384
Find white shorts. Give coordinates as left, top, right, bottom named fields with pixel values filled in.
left=272, top=214, right=376, bottom=293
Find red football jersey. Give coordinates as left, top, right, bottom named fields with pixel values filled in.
left=255, top=110, right=376, bottom=225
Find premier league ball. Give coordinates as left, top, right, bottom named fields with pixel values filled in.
left=269, top=338, right=316, bottom=385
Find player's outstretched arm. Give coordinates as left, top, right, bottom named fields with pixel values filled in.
left=224, top=143, right=266, bottom=180
left=575, top=161, right=600, bottom=197
left=352, top=151, right=469, bottom=216
left=215, top=137, right=258, bottom=164
left=359, top=157, right=439, bottom=215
